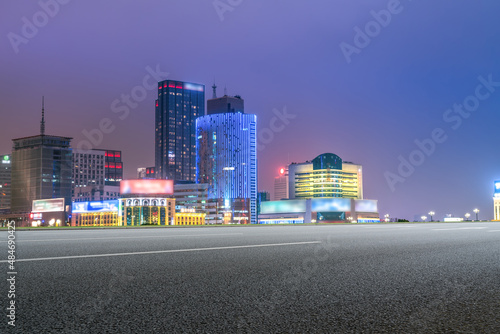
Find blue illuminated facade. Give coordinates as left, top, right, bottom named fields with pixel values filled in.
left=196, top=112, right=257, bottom=224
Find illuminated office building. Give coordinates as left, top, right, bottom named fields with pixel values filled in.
left=0, top=154, right=11, bottom=211
left=273, top=167, right=289, bottom=201
left=155, top=80, right=205, bottom=182
left=196, top=95, right=257, bottom=224
left=173, top=182, right=222, bottom=224
left=72, top=149, right=122, bottom=202
left=288, top=153, right=363, bottom=200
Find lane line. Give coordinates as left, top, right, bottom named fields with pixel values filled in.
left=0, top=241, right=321, bottom=263
left=4, top=233, right=243, bottom=243
left=433, top=227, right=487, bottom=231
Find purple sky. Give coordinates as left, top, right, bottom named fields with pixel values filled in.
left=1, top=0, right=500, bottom=220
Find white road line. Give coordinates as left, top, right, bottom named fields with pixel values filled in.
left=3, top=233, right=244, bottom=243
left=0, top=241, right=321, bottom=263
left=433, top=227, right=487, bottom=231
left=458, top=227, right=487, bottom=230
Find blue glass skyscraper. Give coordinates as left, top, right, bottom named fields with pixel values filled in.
left=196, top=97, right=257, bottom=224
left=155, top=80, right=205, bottom=181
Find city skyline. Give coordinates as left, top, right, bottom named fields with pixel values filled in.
left=1, top=1, right=500, bottom=220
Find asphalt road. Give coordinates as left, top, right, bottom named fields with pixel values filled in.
left=1, top=222, right=500, bottom=333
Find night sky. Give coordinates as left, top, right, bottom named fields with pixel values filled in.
left=1, top=0, right=500, bottom=220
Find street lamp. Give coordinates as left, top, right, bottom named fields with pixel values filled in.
left=421, top=215, right=427, bottom=222
left=384, top=214, right=390, bottom=222
left=473, top=208, right=479, bottom=221
left=428, top=211, right=435, bottom=222
left=465, top=213, right=470, bottom=221
left=347, top=216, right=353, bottom=223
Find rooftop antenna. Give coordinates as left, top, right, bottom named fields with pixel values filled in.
left=212, top=79, right=217, bottom=99
left=40, top=96, right=45, bottom=135
left=224, top=85, right=227, bottom=96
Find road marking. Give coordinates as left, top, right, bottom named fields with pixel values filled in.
left=4, top=233, right=244, bottom=243
left=433, top=227, right=487, bottom=231
left=488, top=230, right=500, bottom=232
left=0, top=241, right=322, bottom=263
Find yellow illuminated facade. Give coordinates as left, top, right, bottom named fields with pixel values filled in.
left=74, top=212, right=119, bottom=227
left=289, top=153, right=363, bottom=200
left=119, top=197, right=175, bottom=226
left=174, top=212, right=206, bottom=225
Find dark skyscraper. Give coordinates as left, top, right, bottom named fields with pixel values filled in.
left=11, top=135, right=72, bottom=213
left=207, top=94, right=244, bottom=115
left=155, top=80, right=205, bottom=181
left=10, top=103, right=72, bottom=213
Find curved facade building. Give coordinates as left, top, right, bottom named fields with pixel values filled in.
left=288, top=153, right=363, bottom=199
left=196, top=112, right=257, bottom=224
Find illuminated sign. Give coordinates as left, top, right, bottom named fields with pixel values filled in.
left=120, top=180, right=174, bottom=195
left=72, top=200, right=119, bottom=213
left=32, top=198, right=65, bottom=212
left=279, top=168, right=285, bottom=175
left=30, top=213, right=43, bottom=220
left=2, top=155, right=10, bottom=164
left=261, top=200, right=306, bottom=214
left=184, top=83, right=204, bottom=92
left=354, top=200, right=378, bottom=213
left=495, top=181, right=500, bottom=193
left=312, top=198, right=350, bottom=212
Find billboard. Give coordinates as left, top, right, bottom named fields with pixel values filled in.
left=495, top=181, right=500, bottom=196
left=354, top=200, right=378, bottom=213
left=120, top=180, right=174, bottom=195
left=72, top=200, right=119, bottom=213
left=32, top=198, right=65, bottom=212
left=260, top=200, right=306, bottom=214
left=312, top=198, right=351, bottom=212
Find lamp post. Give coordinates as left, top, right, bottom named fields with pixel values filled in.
left=428, top=211, right=435, bottom=222
left=465, top=213, right=470, bottom=221
left=473, top=208, right=479, bottom=221
left=421, top=215, right=427, bottom=222
left=347, top=216, right=353, bottom=223
left=384, top=214, right=390, bottom=222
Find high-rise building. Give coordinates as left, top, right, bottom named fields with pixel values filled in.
left=196, top=94, right=257, bottom=224
left=155, top=80, right=205, bottom=182
left=273, top=167, right=289, bottom=201
left=288, top=153, right=363, bottom=200
left=0, top=154, right=12, bottom=211
left=72, top=149, right=122, bottom=202
left=207, top=94, right=244, bottom=115
left=11, top=135, right=72, bottom=212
